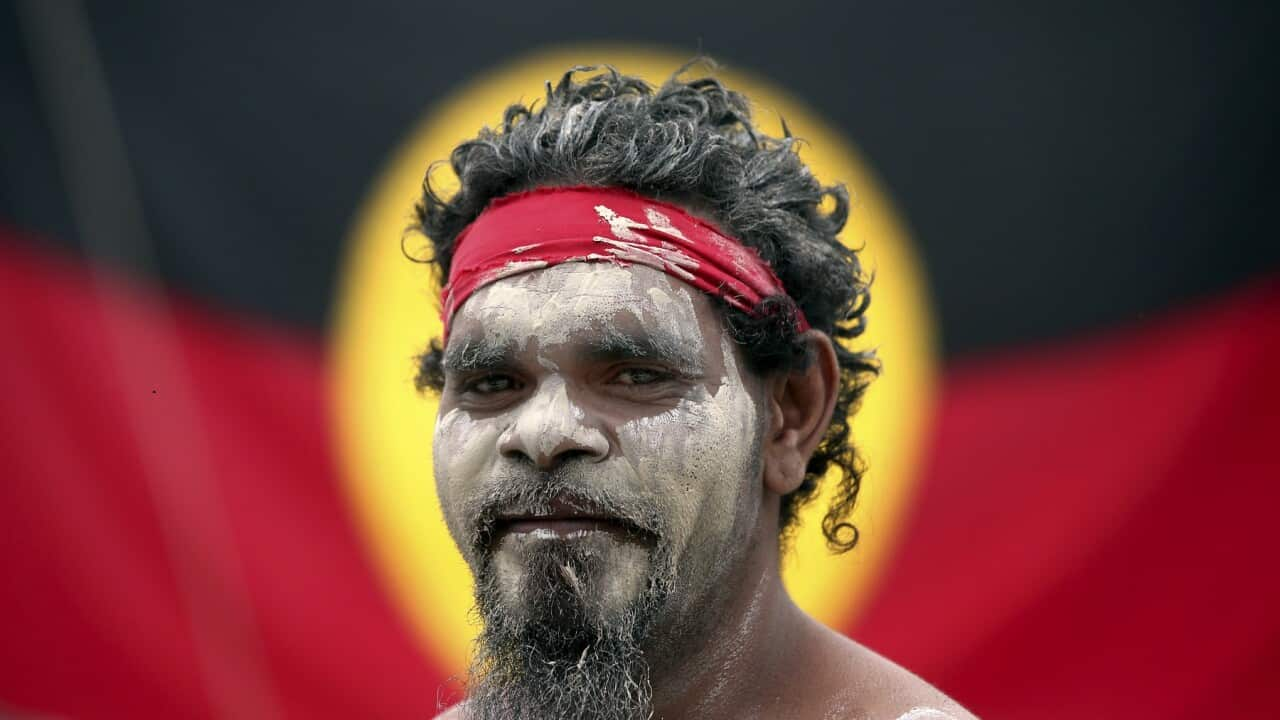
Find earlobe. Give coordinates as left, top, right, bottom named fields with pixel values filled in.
left=761, top=331, right=840, bottom=496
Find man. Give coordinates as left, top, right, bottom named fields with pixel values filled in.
left=412, top=64, right=975, bottom=720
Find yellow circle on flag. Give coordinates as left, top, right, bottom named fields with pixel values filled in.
left=332, top=45, right=938, bottom=676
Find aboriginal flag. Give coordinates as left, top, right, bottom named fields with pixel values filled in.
left=2, top=3, right=1277, bottom=718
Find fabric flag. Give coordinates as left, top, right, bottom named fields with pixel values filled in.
left=2, top=2, right=1277, bottom=718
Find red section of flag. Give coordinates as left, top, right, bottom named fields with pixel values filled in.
left=0, top=234, right=450, bottom=719
left=857, top=276, right=1280, bottom=717
left=2, top=230, right=1277, bottom=718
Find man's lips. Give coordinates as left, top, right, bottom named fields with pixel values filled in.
left=491, top=495, right=648, bottom=541
left=500, top=518, right=622, bottom=537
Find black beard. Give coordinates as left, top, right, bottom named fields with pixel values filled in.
left=463, top=538, right=671, bottom=720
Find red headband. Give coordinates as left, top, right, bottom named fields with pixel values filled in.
left=441, top=186, right=809, bottom=339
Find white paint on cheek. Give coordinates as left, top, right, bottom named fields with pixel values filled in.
left=616, top=329, right=759, bottom=556
left=620, top=406, right=684, bottom=460
left=691, top=335, right=760, bottom=504
left=435, top=407, right=489, bottom=483
left=433, top=406, right=507, bottom=550
left=715, top=334, right=758, bottom=441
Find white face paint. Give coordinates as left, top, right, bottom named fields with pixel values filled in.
left=432, top=262, right=765, bottom=630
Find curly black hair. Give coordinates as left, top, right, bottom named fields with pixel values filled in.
left=410, top=61, right=879, bottom=553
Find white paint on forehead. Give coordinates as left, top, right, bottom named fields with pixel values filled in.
left=459, top=263, right=705, bottom=356
left=464, top=263, right=638, bottom=351
left=646, top=286, right=676, bottom=317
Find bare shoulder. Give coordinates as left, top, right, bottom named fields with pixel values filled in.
left=434, top=702, right=465, bottom=720
left=807, top=621, right=979, bottom=720
left=892, top=710, right=974, bottom=720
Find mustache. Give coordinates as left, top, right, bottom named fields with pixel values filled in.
left=467, top=467, right=665, bottom=555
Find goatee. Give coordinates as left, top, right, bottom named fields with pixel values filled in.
left=463, top=539, right=668, bottom=720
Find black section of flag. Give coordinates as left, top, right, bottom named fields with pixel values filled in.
left=2, top=1, right=1277, bottom=356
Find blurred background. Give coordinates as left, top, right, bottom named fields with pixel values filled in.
left=2, top=1, right=1277, bottom=718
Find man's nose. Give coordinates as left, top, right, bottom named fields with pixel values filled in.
left=496, top=376, right=609, bottom=468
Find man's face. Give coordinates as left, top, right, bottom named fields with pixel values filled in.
left=433, top=262, right=766, bottom=665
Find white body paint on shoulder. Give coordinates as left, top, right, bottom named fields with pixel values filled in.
left=896, top=708, right=959, bottom=720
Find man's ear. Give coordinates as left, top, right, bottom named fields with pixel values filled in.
left=762, top=331, right=840, bottom=496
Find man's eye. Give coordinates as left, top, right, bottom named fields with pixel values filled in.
left=463, top=374, right=520, bottom=394
left=613, top=368, right=672, bottom=386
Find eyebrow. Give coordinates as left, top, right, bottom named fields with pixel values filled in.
left=442, top=336, right=516, bottom=374
left=587, top=325, right=705, bottom=375
left=441, top=326, right=705, bottom=376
